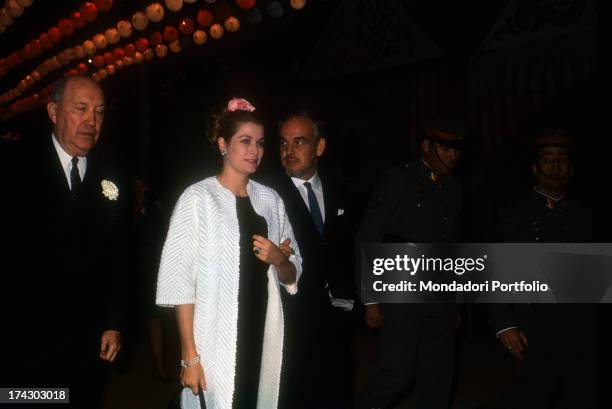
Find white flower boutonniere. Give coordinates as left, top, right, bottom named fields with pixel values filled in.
left=101, top=180, right=119, bottom=201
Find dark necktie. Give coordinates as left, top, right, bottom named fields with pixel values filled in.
left=70, top=157, right=81, bottom=199
left=303, top=181, right=324, bottom=235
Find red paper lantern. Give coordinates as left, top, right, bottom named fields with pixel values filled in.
left=10, top=51, right=21, bottom=66
left=80, top=2, right=99, bottom=22
left=70, top=11, right=85, bottom=28
left=58, top=19, right=74, bottom=36
left=135, top=37, right=149, bottom=52
left=236, top=0, right=256, bottom=10
left=94, top=55, right=105, bottom=67
left=179, top=17, right=195, bottom=35
left=149, top=31, right=163, bottom=47
left=39, top=33, right=52, bottom=50
left=68, top=68, right=79, bottom=76
left=163, top=26, right=179, bottom=43
left=124, top=43, right=135, bottom=57
left=197, top=10, right=213, bottom=27
left=103, top=52, right=114, bottom=65
left=77, top=62, right=88, bottom=74
left=30, top=39, right=41, bottom=55
left=19, top=47, right=30, bottom=61
left=93, top=0, right=113, bottom=12
left=113, top=47, right=124, bottom=60
left=48, top=27, right=62, bottom=44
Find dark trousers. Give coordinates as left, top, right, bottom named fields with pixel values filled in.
left=494, top=328, right=597, bottom=408
left=280, top=295, right=353, bottom=409
left=2, top=326, right=109, bottom=409
left=357, top=304, right=456, bottom=409
left=486, top=305, right=599, bottom=409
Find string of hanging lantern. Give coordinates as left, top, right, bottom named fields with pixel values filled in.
left=0, top=1, right=113, bottom=79
left=0, top=0, right=309, bottom=121
left=0, top=0, right=34, bottom=36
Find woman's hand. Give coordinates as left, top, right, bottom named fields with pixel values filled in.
left=252, top=235, right=288, bottom=266
left=181, top=362, right=206, bottom=395
left=279, top=238, right=295, bottom=259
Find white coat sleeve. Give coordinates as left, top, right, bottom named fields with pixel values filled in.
left=275, top=194, right=302, bottom=295
left=156, top=187, right=200, bottom=306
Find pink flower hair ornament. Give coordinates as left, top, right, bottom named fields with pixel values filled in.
left=227, top=97, right=256, bottom=112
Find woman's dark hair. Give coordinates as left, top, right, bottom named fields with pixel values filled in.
left=207, top=105, right=263, bottom=145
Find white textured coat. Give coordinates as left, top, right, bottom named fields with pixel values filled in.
left=156, top=177, right=302, bottom=409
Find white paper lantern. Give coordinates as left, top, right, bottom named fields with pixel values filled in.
left=169, top=40, right=181, bottom=53
left=0, top=9, right=14, bottom=26
left=6, top=0, right=24, bottom=19
left=105, top=28, right=120, bottom=44
left=290, top=0, right=306, bottom=10
left=83, top=40, right=97, bottom=55
left=117, top=20, right=133, bottom=38
left=93, top=34, right=107, bottom=50
left=164, top=0, right=183, bottom=12
left=145, top=3, right=164, bottom=23
left=209, top=23, right=224, bottom=40
left=224, top=16, right=240, bottom=32
left=132, top=11, right=149, bottom=31
left=155, top=43, right=168, bottom=57
left=193, top=30, right=207, bottom=45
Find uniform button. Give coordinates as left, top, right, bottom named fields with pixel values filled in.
left=417, top=203, right=422, bottom=208
left=442, top=216, right=448, bottom=222
left=535, top=237, right=540, bottom=241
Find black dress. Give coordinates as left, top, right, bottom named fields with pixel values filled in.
left=233, top=196, right=269, bottom=409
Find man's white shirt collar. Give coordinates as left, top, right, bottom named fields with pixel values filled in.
left=51, top=133, right=87, bottom=189
left=291, top=172, right=322, bottom=192
left=290, top=172, right=325, bottom=222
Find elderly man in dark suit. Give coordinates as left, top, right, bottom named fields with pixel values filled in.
left=1, top=75, right=127, bottom=408
left=265, top=111, right=355, bottom=409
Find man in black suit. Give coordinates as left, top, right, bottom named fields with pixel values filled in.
left=1, top=75, right=127, bottom=408
left=266, top=112, right=355, bottom=409
left=355, top=118, right=464, bottom=409
left=488, top=129, right=597, bottom=409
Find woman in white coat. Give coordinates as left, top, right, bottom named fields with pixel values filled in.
left=156, top=98, right=302, bottom=409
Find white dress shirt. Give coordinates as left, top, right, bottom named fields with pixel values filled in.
left=51, top=134, right=87, bottom=189
left=290, top=173, right=325, bottom=222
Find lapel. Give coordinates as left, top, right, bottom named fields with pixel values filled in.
left=37, top=135, right=73, bottom=204
left=80, top=152, right=99, bottom=200
left=279, top=173, right=321, bottom=239
left=320, top=174, right=336, bottom=238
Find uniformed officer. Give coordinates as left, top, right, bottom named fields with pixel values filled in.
left=355, top=118, right=464, bottom=409
left=488, top=128, right=597, bottom=409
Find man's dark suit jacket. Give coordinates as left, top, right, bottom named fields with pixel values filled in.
left=264, top=171, right=355, bottom=408
left=1, top=135, right=128, bottom=400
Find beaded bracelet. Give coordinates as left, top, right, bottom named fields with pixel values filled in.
left=180, top=354, right=201, bottom=368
